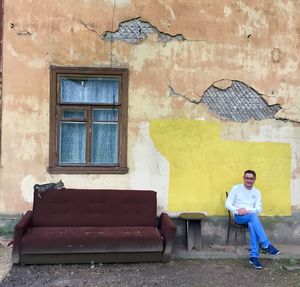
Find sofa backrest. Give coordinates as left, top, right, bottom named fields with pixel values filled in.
left=32, top=189, right=157, bottom=227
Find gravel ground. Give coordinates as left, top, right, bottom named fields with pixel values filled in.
left=1, top=258, right=300, bottom=287
left=1, top=243, right=300, bottom=287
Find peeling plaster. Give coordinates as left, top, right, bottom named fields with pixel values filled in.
left=237, top=1, right=268, bottom=29
left=168, top=80, right=202, bottom=104
left=102, top=17, right=185, bottom=44
left=275, top=106, right=300, bottom=124
left=201, top=81, right=282, bottom=122
left=21, top=175, right=36, bottom=203
left=212, top=79, right=233, bottom=90
left=162, top=3, right=176, bottom=20
left=130, top=40, right=172, bottom=72
left=292, top=178, right=300, bottom=206
left=223, top=6, right=232, bottom=18
left=169, top=80, right=283, bottom=123
left=271, top=48, right=282, bottom=63
left=275, top=0, right=295, bottom=30
left=7, top=44, right=47, bottom=69
left=129, top=122, right=169, bottom=213
left=278, top=58, right=298, bottom=76
left=7, top=44, right=26, bottom=61
left=104, top=0, right=131, bottom=6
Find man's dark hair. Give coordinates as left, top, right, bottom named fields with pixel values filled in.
left=244, top=170, right=256, bottom=178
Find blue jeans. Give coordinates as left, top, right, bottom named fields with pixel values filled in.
left=234, top=213, right=270, bottom=258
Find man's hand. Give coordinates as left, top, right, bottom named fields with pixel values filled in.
left=237, top=208, right=254, bottom=215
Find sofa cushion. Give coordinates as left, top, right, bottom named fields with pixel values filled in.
left=32, top=189, right=157, bottom=227
left=21, top=227, right=164, bottom=254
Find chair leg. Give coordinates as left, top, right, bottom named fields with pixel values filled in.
left=242, top=227, right=246, bottom=244
left=226, top=224, right=230, bottom=245
left=227, top=222, right=248, bottom=245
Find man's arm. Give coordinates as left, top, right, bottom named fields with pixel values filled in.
left=225, top=187, right=238, bottom=214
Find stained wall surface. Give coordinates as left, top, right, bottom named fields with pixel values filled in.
left=1, top=0, right=300, bottom=216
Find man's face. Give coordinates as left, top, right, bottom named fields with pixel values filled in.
left=243, top=173, right=256, bottom=189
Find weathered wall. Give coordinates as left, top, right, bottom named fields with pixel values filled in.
left=1, top=0, right=300, bottom=216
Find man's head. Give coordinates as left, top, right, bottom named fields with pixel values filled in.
left=243, top=170, right=256, bottom=189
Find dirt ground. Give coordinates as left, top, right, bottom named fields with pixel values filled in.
left=0, top=245, right=300, bottom=287
left=0, top=246, right=11, bottom=284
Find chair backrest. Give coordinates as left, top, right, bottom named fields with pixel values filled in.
left=226, top=191, right=248, bottom=227
left=225, top=191, right=236, bottom=224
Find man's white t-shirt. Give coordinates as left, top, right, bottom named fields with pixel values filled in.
left=225, top=184, right=262, bottom=215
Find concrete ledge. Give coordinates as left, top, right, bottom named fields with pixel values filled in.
left=0, top=214, right=20, bottom=237
left=172, top=215, right=300, bottom=246
left=173, top=244, right=300, bottom=260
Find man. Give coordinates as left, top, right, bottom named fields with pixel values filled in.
left=225, top=170, right=280, bottom=269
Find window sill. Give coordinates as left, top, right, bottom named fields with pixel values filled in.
left=47, top=166, right=129, bottom=174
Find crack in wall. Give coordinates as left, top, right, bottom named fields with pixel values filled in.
left=168, top=81, right=202, bottom=104
left=10, top=23, right=32, bottom=36
left=79, top=20, right=101, bottom=37
left=276, top=104, right=300, bottom=124
left=102, top=17, right=185, bottom=44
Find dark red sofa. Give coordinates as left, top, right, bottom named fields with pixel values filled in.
left=12, top=189, right=176, bottom=264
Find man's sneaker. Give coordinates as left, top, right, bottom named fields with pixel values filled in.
left=265, top=244, right=281, bottom=255
left=249, top=257, right=263, bottom=269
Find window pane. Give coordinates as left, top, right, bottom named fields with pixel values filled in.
left=60, top=122, right=86, bottom=164
left=62, top=110, right=85, bottom=120
left=60, top=77, right=119, bottom=104
left=93, top=109, right=118, bottom=122
left=92, top=123, right=118, bottom=164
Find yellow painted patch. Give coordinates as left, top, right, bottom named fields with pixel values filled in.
left=150, top=119, right=291, bottom=216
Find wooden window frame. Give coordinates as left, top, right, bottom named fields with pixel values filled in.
left=48, top=66, right=129, bottom=174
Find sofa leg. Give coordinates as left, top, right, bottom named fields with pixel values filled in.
left=161, top=254, right=172, bottom=263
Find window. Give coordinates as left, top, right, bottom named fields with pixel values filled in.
left=48, top=66, right=129, bottom=174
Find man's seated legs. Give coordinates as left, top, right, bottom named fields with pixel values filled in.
left=234, top=213, right=269, bottom=249
left=234, top=213, right=280, bottom=259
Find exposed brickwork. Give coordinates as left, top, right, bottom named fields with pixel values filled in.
left=201, top=81, right=281, bottom=122
left=102, top=17, right=185, bottom=44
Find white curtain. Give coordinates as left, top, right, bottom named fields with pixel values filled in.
left=60, top=77, right=119, bottom=104
left=59, top=77, right=119, bottom=165
left=60, top=122, right=86, bottom=164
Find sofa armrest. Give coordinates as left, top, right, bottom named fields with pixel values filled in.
left=12, top=211, right=33, bottom=264
left=158, top=212, right=176, bottom=262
